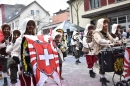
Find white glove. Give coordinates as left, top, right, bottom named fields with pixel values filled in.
left=76, top=47, right=79, bottom=50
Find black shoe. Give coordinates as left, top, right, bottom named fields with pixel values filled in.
left=100, top=78, right=110, bottom=83
left=75, top=61, right=78, bottom=65
left=11, top=79, right=17, bottom=84
left=3, top=77, right=8, bottom=86
left=89, top=70, right=96, bottom=78
left=102, top=80, right=108, bottom=86
left=77, top=60, right=81, bottom=63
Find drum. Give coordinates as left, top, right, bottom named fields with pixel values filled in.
left=100, top=47, right=124, bottom=73
left=101, top=48, right=114, bottom=72
left=113, top=47, right=124, bottom=75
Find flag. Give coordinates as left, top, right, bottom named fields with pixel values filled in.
left=124, top=48, right=130, bottom=81
left=24, top=35, right=61, bottom=86
left=0, top=30, right=4, bottom=43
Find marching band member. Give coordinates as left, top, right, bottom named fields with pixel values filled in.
left=111, top=24, right=122, bottom=41
left=0, top=24, right=12, bottom=86
left=11, top=18, right=36, bottom=86
left=57, top=29, right=67, bottom=61
left=6, top=30, right=21, bottom=84
left=92, top=18, right=114, bottom=86
left=83, top=24, right=97, bottom=78
left=52, top=30, right=64, bottom=80
left=71, top=31, right=82, bottom=65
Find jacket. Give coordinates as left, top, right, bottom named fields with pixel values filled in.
left=92, top=18, right=114, bottom=55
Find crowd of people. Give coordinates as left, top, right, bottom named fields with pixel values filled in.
left=0, top=17, right=130, bottom=86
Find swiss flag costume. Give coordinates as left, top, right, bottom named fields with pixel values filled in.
left=22, top=35, right=61, bottom=86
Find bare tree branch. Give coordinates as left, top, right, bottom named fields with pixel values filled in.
left=71, top=2, right=77, bottom=11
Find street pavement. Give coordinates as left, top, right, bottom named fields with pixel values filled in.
left=0, top=55, right=121, bottom=86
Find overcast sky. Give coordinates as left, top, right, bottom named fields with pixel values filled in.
left=0, top=0, right=69, bottom=15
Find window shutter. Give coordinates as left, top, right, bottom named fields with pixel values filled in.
left=84, top=0, right=89, bottom=11
left=100, top=0, right=107, bottom=6
left=108, top=0, right=115, bottom=4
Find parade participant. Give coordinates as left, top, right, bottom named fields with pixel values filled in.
left=11, top=18, right=36, bottom=86
left=54, top=29, right=67, bottom=80
left=71, top=31, right=82, bottom=65
left=0, top=29, right=4, bottom=79
left=6, top=30, right=21, bottom=84
left=56, top=29, right=67, bottom=61
left=20, top=28, right=61, bottom=86
left=52, top=29, right=64, bottom=80
left=0, top=24, right=12, bottom=86
left=111, top=24, right=122, bottom=40
left=83, top=24, right=97, bottom=78
left=92, top=18, right=114, bottom=86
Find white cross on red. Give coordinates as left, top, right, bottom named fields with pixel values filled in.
left=39, top=49, right=54, bottom=66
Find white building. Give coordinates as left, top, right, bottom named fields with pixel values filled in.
left=5, top=1, right=50, bottom=33
left=67, top=0, right=130, bottom=31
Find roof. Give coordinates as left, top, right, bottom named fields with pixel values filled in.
left=54, top=8, right=69, bottom=14
left=42, top=22, right=62, bottom=30
left=5, top=1, right=50, bottom=23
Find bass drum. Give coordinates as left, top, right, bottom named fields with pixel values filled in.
left=101, top=50, right=114, bottom=72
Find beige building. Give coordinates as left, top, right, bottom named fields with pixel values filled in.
left=67, top=0, right=130, bottom=31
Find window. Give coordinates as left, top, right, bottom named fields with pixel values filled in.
left=31, top=10, right=34, bottom=15
left=12, top=22, right=14, bottom=29
left=116, top=0, right=125, bottom=2
left=15, top=20, right=19, bottom=27
left=118, top=16, right=126, bottom=23
left=121, top=26, right=126, bottom=29
left=127, top=14, right=130, bottom=22
left=90, top=0, right=100, bottom=9
left=111, top=18, right=117, bottom=24
left=36, top=10, right=40, bottom=15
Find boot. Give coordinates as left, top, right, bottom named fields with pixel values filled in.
left=75, top=60, right=78, bottom=65
left=89, top=70, right=96, bottom=78
left=11, top=79, right=17, bottom=84
left=77, top=59, right=81, bottom=63
left=0, top=73, right=2, bottom=79
left=3, top=77, right=8, bottom=86
left=101, top=78, right=108, bottom=86
left=60, top=76, right=64, bottom=80
left=100, top=77, right=110, bottom=83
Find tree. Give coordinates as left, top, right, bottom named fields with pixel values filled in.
left=25, top=12, right=50, bottom=34
left=67, top=0, right=83, bottom=32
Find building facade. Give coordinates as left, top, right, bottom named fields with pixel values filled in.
left=52, top=8, right=70, bottom=25
left=68, top=0, right=130, bottom=31
left=0, top=1, right=50, bottom=33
